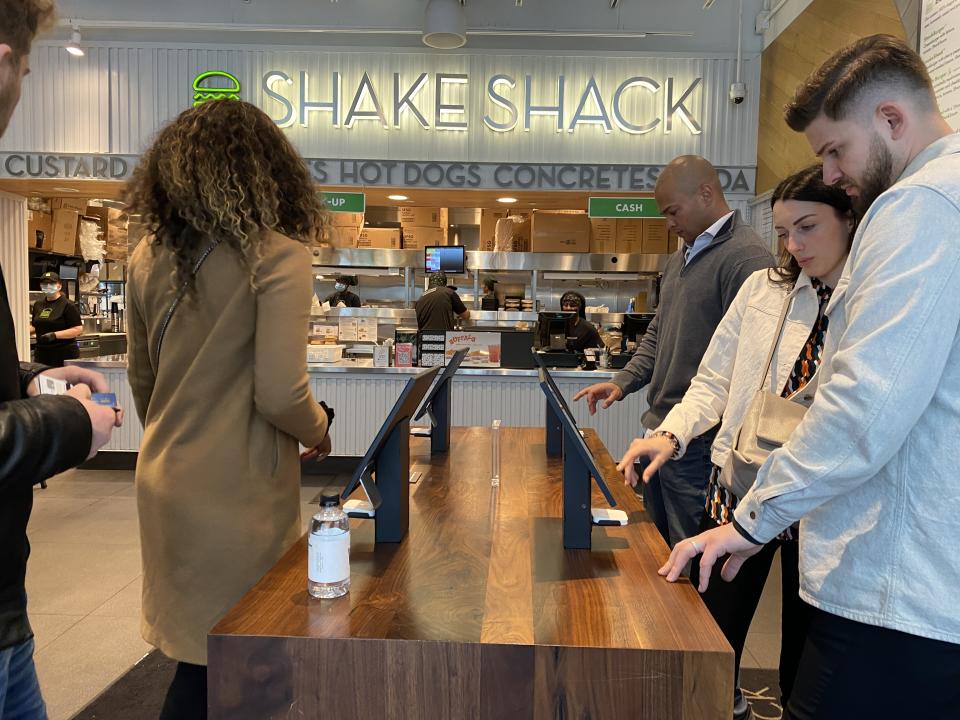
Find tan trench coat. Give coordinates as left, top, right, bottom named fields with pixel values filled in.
left=126, top=231, right=328, bottom=665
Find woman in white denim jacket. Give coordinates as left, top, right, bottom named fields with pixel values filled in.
left=617, top=165, right=855, bottom=719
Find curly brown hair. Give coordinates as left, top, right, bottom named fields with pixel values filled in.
left=0, top=0, right=56, bottom=58
left=124, top=99, right=327, bottom=293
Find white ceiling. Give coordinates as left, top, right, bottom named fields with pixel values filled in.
left=53, top=0, right=766, bottom=56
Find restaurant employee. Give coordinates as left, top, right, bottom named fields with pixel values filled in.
left=324, top=274, right=361, bottom=307
left=561, top=291, right=603, bottom=352
left=415, top=271, right=470, bottom=331
left=30, top=271, right=83, bottom=366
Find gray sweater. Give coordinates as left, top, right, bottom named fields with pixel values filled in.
left=613, top=211, right=774, bottom=430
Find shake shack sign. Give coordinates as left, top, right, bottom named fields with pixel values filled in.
left=1, top=153, right=134, bottom=179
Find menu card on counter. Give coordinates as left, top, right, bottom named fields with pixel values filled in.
left=445, top=331, right=501, bottom=368
left=338, top=317, right=358, bottom=341
left=310, top=322, right=338, bottom=341
left=356, top=318, right=378, bottom=342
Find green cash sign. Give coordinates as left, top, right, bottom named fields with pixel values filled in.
left=321, top=192, right=366, bottom=214
left=588, top=197, right=661, bottom=218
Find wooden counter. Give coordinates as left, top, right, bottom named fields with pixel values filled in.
left=208, top=427, right=732, bottom=719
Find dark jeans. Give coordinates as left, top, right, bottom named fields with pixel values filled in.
left=785, top=607, right=960, bottom=720
left=0, top=638, right=46, bottom=720
left=641, top=433, right=713, bottom=547
left=159, top=662, right=206, bottom=720
left=689, top=515, right=810, bottom=709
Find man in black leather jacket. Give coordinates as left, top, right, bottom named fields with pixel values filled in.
left=0, top=3, right=122, bottom=715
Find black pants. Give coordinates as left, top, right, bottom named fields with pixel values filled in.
left=785, top=607, right=960, bottom=720
left=34, top=342, right=79, bottom=368
left=159, top=662, right=207, bottom=720
left=689, top=514, right=811, bottom=707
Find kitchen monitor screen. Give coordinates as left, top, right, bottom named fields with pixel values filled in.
left=425, top=246, right=465, bottom=274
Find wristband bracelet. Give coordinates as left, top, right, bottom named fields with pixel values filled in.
left=651, top=431, right=681, bottom=460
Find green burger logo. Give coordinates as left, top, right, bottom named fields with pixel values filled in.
left=192, top=71, right=241, bottom=106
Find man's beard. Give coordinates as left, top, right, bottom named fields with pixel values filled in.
left=852, top=134, right=895, bottom=217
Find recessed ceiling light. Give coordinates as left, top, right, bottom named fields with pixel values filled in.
left=387, top=194, right=409, bottom=201
left=497, top=197, right=518, bottom=204
left=52, top=187, right=80, bottom=193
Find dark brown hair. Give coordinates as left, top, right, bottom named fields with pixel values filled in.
left=785, top=34, right=934, bottom=132
left=0, top=0, right=55, bottom=57
left=768, top=164, right=855, bottom=287
left=124, top=99, right=327, bottom=293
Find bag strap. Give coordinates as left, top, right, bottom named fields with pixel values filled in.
left=759, top=293, right=792, bottom=392
left=154, top=240, right=221, bottom=367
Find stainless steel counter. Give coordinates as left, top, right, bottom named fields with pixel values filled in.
left=66, top=355, right=643, bottom=458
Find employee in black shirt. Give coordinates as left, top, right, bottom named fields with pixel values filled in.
left=561, top=291, right=603, bottom=352
left=415, top=271, right=470, bottom=331
left=30, top=272, right=83, bottom=366
left=323, top=274, right=362, bottom=308
left=480, top=276, right=499, bottom=310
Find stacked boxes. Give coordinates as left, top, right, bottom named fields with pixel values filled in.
left=530, top=211, right=590, bottom=253
left=27, top=211, right=53, bottom=249
left=400, top=207, right=448, bottom=250
left=327, top=211, right=364, bottom=248
left=358, top=228, right=402, bottom=249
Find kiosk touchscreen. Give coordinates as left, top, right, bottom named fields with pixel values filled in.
left=341, top=366, right=441, bottom=543
left=410, top=348, right=468, bottom=454
left=537, top=366, right=619, bottom=549
left=531, top=349, right=575, bottom=457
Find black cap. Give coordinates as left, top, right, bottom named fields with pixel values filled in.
left=319, top=492, right=341, bottom=507
left=428, top=270, right=447, bottom=288
left=38, top=271, right=60, bottom=283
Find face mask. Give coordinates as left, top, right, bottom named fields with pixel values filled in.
left=41, top=285, right=57, bottom=295
left=334, top=283, right=347, bottom=292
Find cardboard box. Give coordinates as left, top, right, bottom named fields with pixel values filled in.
left=634, top=292, right=649, bottom=312
left=49, top=197, right=88, bottom=212
left=589, top=218, right=617, bottom=254
left=51, top=209, right=80, bottom=255
left=531, top=212, right=590, bottom=253
left=358, top=227, right=401, bottom=249
left=104, top=261, right=125, bottom=281
left=27, top=210, right=52, bottom=249
left=329, top=211, right=364, bottom=229
left=643, top=219, right=670, bottom=254
left=328, top=226, right=359, bottom=248
left=494, top=214, right=531, bottom=252
left=479, top=209, right=509, bottom=251
left=614, top=218, right=643, bottom=254
left=402, top=225, right=446, bottom=250
left=399, top=207, right=448, bottom=228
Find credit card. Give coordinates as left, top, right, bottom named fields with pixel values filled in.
left=91, top=392, right=117, bottom=407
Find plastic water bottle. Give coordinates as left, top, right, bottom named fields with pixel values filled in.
left=307, top=492, right=350, bottom=598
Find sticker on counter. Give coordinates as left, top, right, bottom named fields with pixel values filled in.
left=338, top=317, right=358, bottom=341
left=445, top=332, right=501, bottom=368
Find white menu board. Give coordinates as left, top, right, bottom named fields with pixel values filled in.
left=921, top=0, right=960, bottom=130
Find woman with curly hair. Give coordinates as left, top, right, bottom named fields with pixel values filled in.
left=124, top=99, right=332, bottom=719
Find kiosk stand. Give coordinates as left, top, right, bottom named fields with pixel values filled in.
left=410, top=348, right=468, bottom=455
left=341, top=366, right=441, bottom=543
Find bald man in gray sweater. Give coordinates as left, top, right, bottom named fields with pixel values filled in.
left=575, top=155, right=773, bottom=547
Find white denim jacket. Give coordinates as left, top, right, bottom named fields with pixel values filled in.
left=655, top=269, right=823, bottom=470
left=736, top=133, right=960, bottom=644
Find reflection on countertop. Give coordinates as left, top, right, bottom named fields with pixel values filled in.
left=67, top=354, right=618, bottom=379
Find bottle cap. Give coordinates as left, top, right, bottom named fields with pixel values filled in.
left=319, top=492, right=341, bottom=507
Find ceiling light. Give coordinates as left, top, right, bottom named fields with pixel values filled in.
left=423, top=0, right=467, bottom=49
left=703, top=0, right=716, bottom=7
left=66, top=27, right=84, bottom=57
left=52, top=187, right=80, bottom=193
left=387, top=194, right=409, bottom=201
left=497, top=197, right=518, bottom=204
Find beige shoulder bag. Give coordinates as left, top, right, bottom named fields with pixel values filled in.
left=721, top=295, right=815, bottom=497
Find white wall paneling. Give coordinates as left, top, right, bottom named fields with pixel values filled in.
left=0, top=193, right=29, bottom=358
left=4, top=43, right=760, bottom=176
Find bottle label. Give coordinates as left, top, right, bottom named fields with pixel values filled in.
left=308, top=527, right=350, bottom=583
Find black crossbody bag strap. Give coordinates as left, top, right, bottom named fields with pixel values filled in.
left=153, top=240, right=222, bottom=368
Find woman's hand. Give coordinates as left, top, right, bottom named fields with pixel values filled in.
left=616, top=435, right=675, bottom=487
left=300, top=433, right=332, bottom=463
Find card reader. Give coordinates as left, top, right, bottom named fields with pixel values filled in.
left=590, top=508, right=629, bottom=526
left=343, top=499, right=376, bottom=518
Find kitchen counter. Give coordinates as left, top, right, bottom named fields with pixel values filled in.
left=67, top=355, right=644, bottom=458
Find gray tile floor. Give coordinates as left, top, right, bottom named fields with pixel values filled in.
left=26, top=467, right=783, bottom=719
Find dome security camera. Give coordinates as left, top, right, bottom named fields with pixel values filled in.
left=729, top=82, right=746, bottom=105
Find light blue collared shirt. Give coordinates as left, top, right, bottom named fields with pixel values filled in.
left=684, top=211, right=735, bottom=265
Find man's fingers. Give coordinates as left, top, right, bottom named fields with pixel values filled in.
left=696, top=543, right=724, bottom=593
left=659, top=540, right=696, bottom=581
left=573, top=388, right=587, bottom=401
